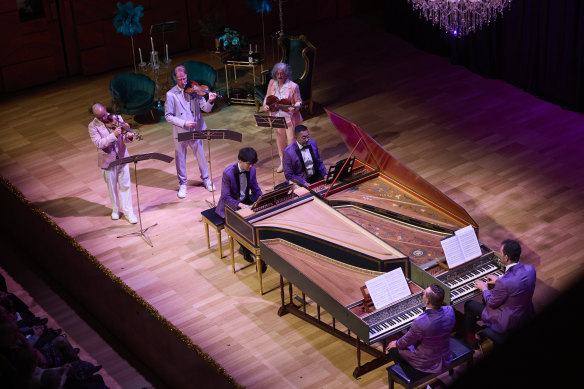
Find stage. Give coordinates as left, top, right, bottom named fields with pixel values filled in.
left=1, top=13, right=583, bottom=389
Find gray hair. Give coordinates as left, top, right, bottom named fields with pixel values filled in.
left=271, top=62, right=292, bottom=80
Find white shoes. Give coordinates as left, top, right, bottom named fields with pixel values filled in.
left=204, top=180, right=216, bottom=192
left=112, top=211, right=137, bottom=224
left=126, top=214, right=138, bottom=224
left=178, top=184, right=187, bottom=198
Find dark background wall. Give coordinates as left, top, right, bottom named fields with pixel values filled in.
left=0, top=0, right=355, bottom=92
left=1, top=0, right=582, bottom=111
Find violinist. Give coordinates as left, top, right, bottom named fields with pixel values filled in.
left=88, top=102, right=138, bottom=224
left=262, top=62, right=303, bottom=173
left=165, top=65, right=216, bottom=198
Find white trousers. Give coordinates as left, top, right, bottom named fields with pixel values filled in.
left=102, top=164, right=133, bottom=215
left=174, top=138, right=209, bottom=185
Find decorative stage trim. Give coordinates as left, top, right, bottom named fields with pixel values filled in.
left=0, top=175, right=244, bottom=389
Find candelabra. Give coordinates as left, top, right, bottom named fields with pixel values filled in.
left=138, top=46, right=172, bottom=109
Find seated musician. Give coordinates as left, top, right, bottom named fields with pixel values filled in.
left=387, top=284, right=455, bottom=374
left=463, top=239, right=536, bottom=348
left=282, top=125, right=328, bottom=185
left=215, top=147, right=267, bottom=273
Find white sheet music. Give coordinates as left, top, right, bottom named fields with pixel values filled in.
left=365, top=268, right=411, bottom=310
left=441, top=225, right=481, bottom=268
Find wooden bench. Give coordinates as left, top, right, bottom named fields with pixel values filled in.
left=387, top=337, right=473, bottom=389
left=201, top=207, right=225, bottom=258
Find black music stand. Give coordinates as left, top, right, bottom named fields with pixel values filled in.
left=254, top=115, right=287, bottom=188
left=108, top=152, right=174, bottom=247
left=177, top=129, right=243, bottom=207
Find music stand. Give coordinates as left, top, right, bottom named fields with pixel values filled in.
left=177, top=129, right=242, bottom=207
left=108, top=152, right=174, bottom=247
left=254, top=115, right=287, bottom=188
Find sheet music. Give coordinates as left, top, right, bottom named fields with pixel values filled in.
left=365, top=268, right=411, bottom=310
left=441, top=225, right=481, bottom=268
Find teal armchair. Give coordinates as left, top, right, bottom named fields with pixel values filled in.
left=110, top=73, right=155, bottom=117
left=171, top=61, right=217, bottom=92
left=254, top=34, right=316, bottom=114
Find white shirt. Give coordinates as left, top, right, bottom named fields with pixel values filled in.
left=237, top=162, right=247, bottom=201
left=296, top=141, right=314, bottom=177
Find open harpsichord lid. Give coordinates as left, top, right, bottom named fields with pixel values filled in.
left=324, top=107, right=478, bottom=230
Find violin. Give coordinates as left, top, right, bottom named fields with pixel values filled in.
left=184, top=80, right=222, bottom=99
left=104, top=114, right=143, bottom=140
left=265, top=95, right=306, bottom=112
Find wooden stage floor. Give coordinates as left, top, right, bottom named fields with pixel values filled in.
left=1, top=13, right=583, bottom=389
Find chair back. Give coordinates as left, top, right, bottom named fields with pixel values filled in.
left=277, top=35, right=316, bottom=112
left=171, top=61, right=217, bottom=91
left=109, top=73, right=155, bottom=115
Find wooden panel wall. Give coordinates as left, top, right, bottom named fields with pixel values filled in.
left=0, top=0, right=355, bottom=94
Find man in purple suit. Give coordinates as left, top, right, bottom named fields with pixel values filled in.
left=215, top=147, right=266, bottom=273
left=387, top=284, right=456, bottom=373
left=282, top=125, right=328, bottom=185
left=464, top=239, right=536, bottom=347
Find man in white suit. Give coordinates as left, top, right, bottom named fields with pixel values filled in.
left=88, top=102, right=137, bottom=224
left=165, top=65, right=217, bottom=198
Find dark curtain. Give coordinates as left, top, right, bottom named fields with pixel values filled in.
left=382, top=0, right=584, bottom=113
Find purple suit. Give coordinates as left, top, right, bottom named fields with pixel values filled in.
left=282, top=140, right=328, bottom=184
left=215, top=163, right=262, bottom=218
left=481, top=262, right=536, bottom=333
left=395, top=305, right=455, bottom=373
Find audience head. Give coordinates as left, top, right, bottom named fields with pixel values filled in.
left=424, top=284, right=445, bottom=309
left=501, top=239, right=522, bottom=263
left=271, top=62, right=292, bottom=83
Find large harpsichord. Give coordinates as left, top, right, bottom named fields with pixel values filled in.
left=224, top=109, right=498, bottom=376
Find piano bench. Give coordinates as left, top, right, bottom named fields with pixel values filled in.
left=201, top=207, right=225, bottom=258
left=387, top=337, right=473, bottom=389
left=478, top=326, right=507, bottom=346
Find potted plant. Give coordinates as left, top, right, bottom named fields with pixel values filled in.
left=218, top=28, right=249, bottom=59
left=198, top=12, right=225, bottom=52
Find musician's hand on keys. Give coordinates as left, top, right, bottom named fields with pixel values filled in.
left=237, top=203, right=250, bottom=209
left=486, top=274, right=499, bottom=284
left=474, top=280, right=488, bottom=291
left=185, top=121, right=197, bottom=129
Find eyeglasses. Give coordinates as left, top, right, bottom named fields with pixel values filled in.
left=300, top=135, right=310, bottom=140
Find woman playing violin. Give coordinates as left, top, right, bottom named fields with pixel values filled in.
left=263, top=62, right=303, bottom=173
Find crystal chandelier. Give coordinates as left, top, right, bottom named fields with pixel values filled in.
left=408, top=0, right=513, bottom=37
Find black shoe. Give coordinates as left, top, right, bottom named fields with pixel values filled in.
left=238, top=246, right=245, bottom=255
left=243, top=252, right=254, bottom=263
left=462, top=338, right=479, bottom=351
left=260, top=260, right=267, bottom=274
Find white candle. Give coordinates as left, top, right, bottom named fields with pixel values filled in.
left=165, top=44, right=169, bottom=62
left=150, top=37, right=155, bottom=52
left=139, top=48, right=143, bottom=63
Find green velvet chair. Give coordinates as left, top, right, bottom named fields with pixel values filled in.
left=254, top=34, right=316, bottom=114
left=110, top=73, right=155, bottom=118
left=170, top=60, right=217, bottom=92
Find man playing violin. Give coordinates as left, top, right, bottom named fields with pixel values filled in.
left=165, top=65, right=217, bottom=198
left=262, top=62, right=303, bottom=173
left=88, top=102, right=138, bottom=224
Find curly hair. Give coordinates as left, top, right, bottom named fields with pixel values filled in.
left=271, top=62, right=292, bottom=81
